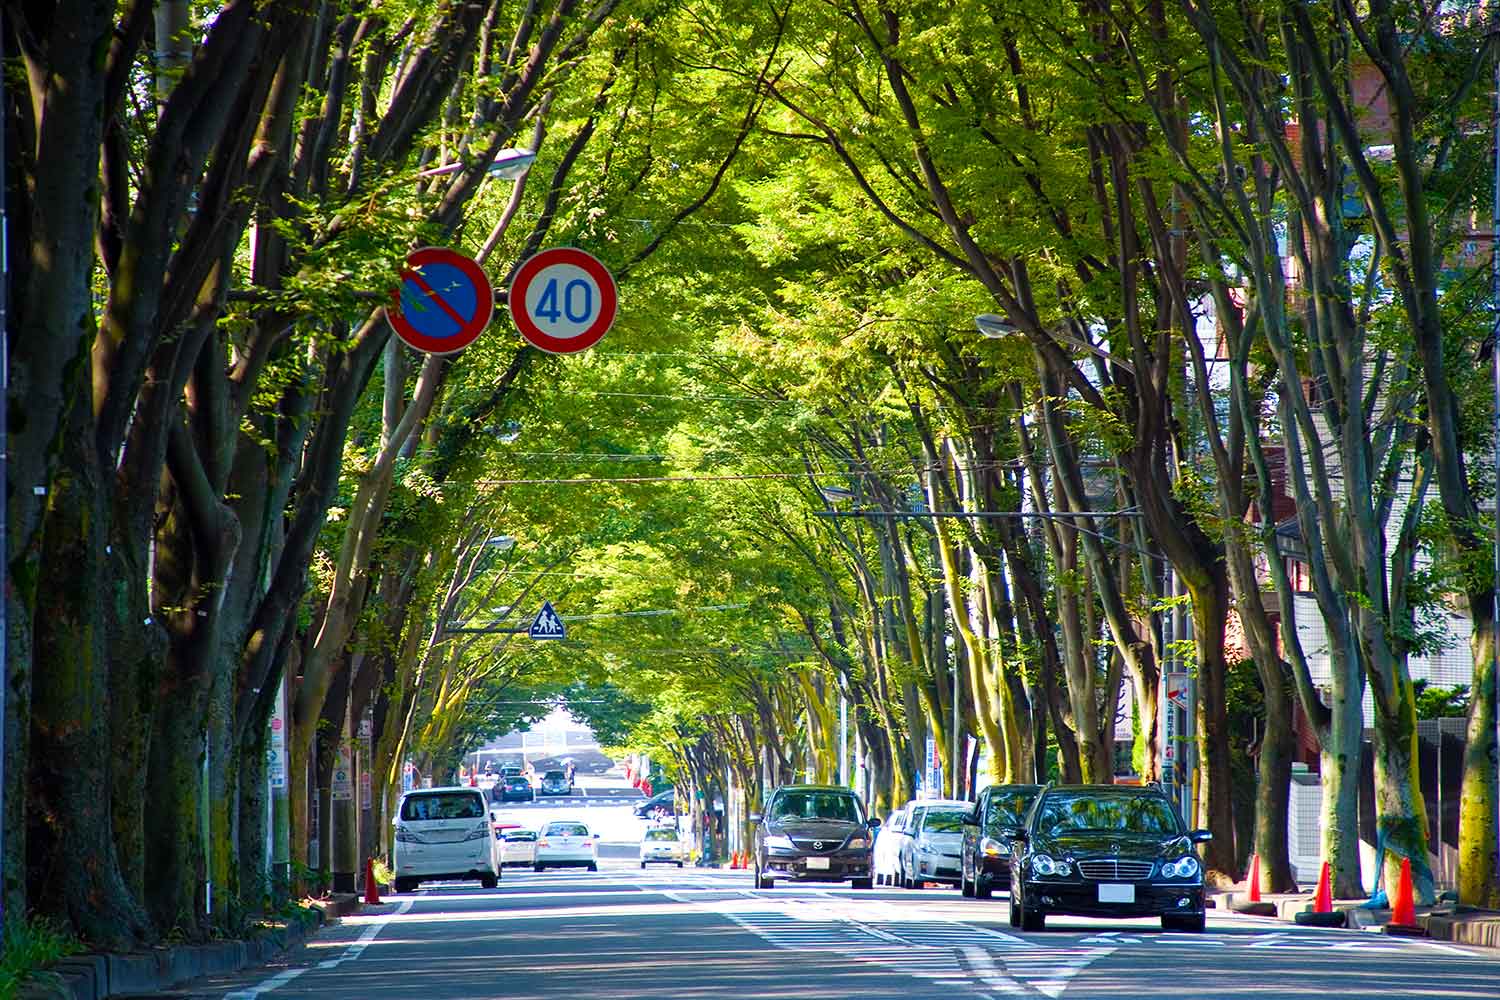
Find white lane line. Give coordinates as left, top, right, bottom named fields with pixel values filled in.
left=960, top=946, right=1028, bottom=995
left=223, top=899, right=414, bottom=998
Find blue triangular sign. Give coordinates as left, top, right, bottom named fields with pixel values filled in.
left=529, top=600, right=566, bottom=640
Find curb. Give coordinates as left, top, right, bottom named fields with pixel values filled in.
left=1210, top=887, right=1500, bottom=949
left=20, top=902, right=330, bottom=1000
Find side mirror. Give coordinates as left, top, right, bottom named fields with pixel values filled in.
left=867, top=816, right=882, bottom=830
left=1001, top=826, right=1027, bottom=843
left=961, top=809, right=980, bottom=827
left=748, top=812, right=762, bottom=824
left=1189, top=829, right=1213, bottom=843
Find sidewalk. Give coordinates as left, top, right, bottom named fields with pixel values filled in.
left=1207, top=887, right=1500, bottom=948
left=19, top=895, right=359, bottom=1000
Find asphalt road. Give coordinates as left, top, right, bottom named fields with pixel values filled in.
left=182, top=861, right=1498, bottom=1000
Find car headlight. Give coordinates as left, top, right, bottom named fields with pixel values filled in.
left=846, top=837, right=869, bottom=849
left=764, top=835, right=794, bottom=849
left=980, top=837, right=1007, bottom=858
left=1031, top=854, right=1072, bottom=877
left=1163, top=856, right=1201, bottom=879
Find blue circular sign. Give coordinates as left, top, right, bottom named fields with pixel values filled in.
left=387, top=247, right=494, bottom=354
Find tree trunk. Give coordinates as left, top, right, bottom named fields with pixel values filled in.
left=1458, top=618, right=1499, bottom=905
left=1371, top=693, right=1435, bottom=904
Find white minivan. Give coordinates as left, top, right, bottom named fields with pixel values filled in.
left=393, top=786, right=502, bottom=892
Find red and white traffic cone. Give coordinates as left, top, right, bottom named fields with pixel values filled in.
left=363, top=858, right=382, bottom=905
left=1384, top=857, right=1421, bottom=936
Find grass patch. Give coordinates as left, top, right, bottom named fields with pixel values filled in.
left=0, top=915, right=85, bottom=996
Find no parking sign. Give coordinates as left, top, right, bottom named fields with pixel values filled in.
left=388, top=247, right=494, bottom=354
left=509, top=247, right=618, bottom=354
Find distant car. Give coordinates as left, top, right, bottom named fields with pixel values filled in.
left=392, top=787, right=501, bottom=893
left=899, top=799, right=971, bottom=888
left=500, top=829, right=538, bottom=867
left=1007, top=783, right=1211, bottom=932
left=633, top=788, right=674, bottom=817
left=640, top=827, right=685, bottom=868
left=960, top=784, right=1042, bottom=898
left=539, top=769, right=573, bottom=796
left=872, top=806, right=911, bottom=886
left=498, top=765, right=524, bottom=780
left=535, top=821, right=599, bottom=871
left=497, top=774, right=535, bottom=802
left=751, top=784, right=879, bottom=890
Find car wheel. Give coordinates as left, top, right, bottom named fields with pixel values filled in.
left=640, top=861, right=647, bottom=869
left=1163, top=912, right=1206, bottom=933
left=754, top=862, right=775, bottom=890
left=1020, top=891, right=1045, bottom=932
left=588, top=862, right=598, bottom=872
left=481, top=874, right=498, bottom=889
left=394, top=877, right=414, bottom=894
left=960, top=865, right=975, bottom=898
left=1009, top=886, right=1021, bottom=928
left=534, top=864, right=546, bottom=872
left=974, top=874, right=993, bottom=900
left=676, top=861, right=684, bottom=868
left=851, top=877, right=873, bottom=890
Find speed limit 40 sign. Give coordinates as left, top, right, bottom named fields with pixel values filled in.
left=509, top=247, right=618, bottom=354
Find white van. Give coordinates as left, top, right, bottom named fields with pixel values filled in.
left=393, top=786, right=501, bottom=892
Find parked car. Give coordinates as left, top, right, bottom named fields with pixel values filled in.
left=633, top=787, right=674, bottom=818
left=534, top=820, right=599, bottom=871
left=392, top=786, right=501, bottom=893
left=500, top=829, right=538, bottom=867
left=539, top=769, right=573, bottom=796
left=872, top=806, right=910, bottom=886
left=960, top=784, right=1042, bottom=898
left=899, top=799, right=971, bottom=888
left=750, top=784, right=880, bottom=890
left=496, top=773, right=535, bottom=802
left=1007, top=783, right=1211, bottom=932
left=639, top=826, right=686, bottom=868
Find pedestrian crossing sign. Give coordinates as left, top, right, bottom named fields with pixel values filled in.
left=529, top=600, right=566, bottom=640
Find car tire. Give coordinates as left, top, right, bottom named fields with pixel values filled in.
left=677, top=861, right=684, bottom=868
left=394, top=877, right=415, bottom=894
left=588, top=862, right=598, bottom=872
left=481, top=874, right=498, bottom=889
left=851, top=877, right=873, bottom=890
left=1020, top=892, right=1045, bottom=932
left=755, top=864, right=775, bottom=890
left=1009, top=887, right=1022, bottom=928
left=640, top=861, right=647, bottom=869
left=974, top=875, right=993, bottom=900
left=1163, top=912, right=1206, bottom=933
left=961, top=866, right=975, bottom=898
left=534, top=864, right=546, bottom=872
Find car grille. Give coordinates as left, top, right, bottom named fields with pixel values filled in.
left=790, top=838, right=844, bottom=853
left=1078, top=859, right=1154, bottom=881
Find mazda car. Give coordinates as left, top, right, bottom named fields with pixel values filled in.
left=496, top=773, right=535, bottom=802
left=960, top=783, right=1042, bottom=898
left=750, top=784, right=879, bottom=890
left=1007, top=784, right=1210, bottom=932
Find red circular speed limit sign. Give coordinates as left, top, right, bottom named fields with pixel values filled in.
left=509, top=247, right=618, bottom=354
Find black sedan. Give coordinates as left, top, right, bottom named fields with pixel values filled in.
left=1006, top=784, right=1211, bottom=932
left=495, top=774, right=535, bottom=802
left=960, top=783, right=1041, bottom=898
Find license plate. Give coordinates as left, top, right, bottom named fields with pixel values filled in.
left=805, top=856, right=831, bottom=870
left=1098, top=883, right=1135, bottom=903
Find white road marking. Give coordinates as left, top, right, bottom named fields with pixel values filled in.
left=222, top=899, right=414, bottom=998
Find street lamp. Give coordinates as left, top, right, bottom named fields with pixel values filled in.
left=975, top=314, right=1019, bottom=338
left=485, top=535, right=516, bottom=553
left=418, top=148, right=537, bottom=180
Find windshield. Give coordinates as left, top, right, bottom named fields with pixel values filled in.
left=984, top=788, right=1041, bottom=837
left=545, top=822, right=590, bottom=837
left=505, top=831, right=536, bottom=842
left=920, top=809, right=968, bottom=834
left=769, top=790, right=863, bottom=824
left=644, top=829, right=678, bottom=842
left=1035, top=792, right=1181, bottom=837
left=543, top=771, right=566, bottom=780
left=401, top=792, right=485, bottom=821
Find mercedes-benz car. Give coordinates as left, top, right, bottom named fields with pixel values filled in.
left=750, top=784, right=880, bottom=890
left=1006, top=784, right=1211, bottom=932
left=960, top=783, right=1041, bottom=898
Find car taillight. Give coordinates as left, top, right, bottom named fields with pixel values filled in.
left=395, top=825, right=421, bottom=843
left=538, top=839, right=550, bottom=847
left=582, top=841, right=593, bottom=847
left=465, top=821, right=490, bottom=841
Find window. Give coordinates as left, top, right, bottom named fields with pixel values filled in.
left=505, top=831, right=537, bottom=842
left=769, top=791, right=863, bottom=823
left=544, top=770, right=566, bottom=780
left=1035, top=792, right=1181, bottom=837
left=401, top=792, right=485, bottom=821
left=644, top=829, right=678, bottom=842
left=983, top=788, right=1040, bottom=837
left=920, top=809, right=968, bottom=834
left=546, top=822, right=590, bottom=837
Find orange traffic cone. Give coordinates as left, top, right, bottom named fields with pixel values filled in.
left=363, top=858, right=382, bottom=905
left=1313, top=861, right=1332, bottom=914
left=1246, top=854, right=1262, bottom=902
left=1389, top=857, right=1417, bottom=928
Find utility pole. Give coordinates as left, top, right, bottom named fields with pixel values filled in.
left=0, top=4, right=10, bottom=931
